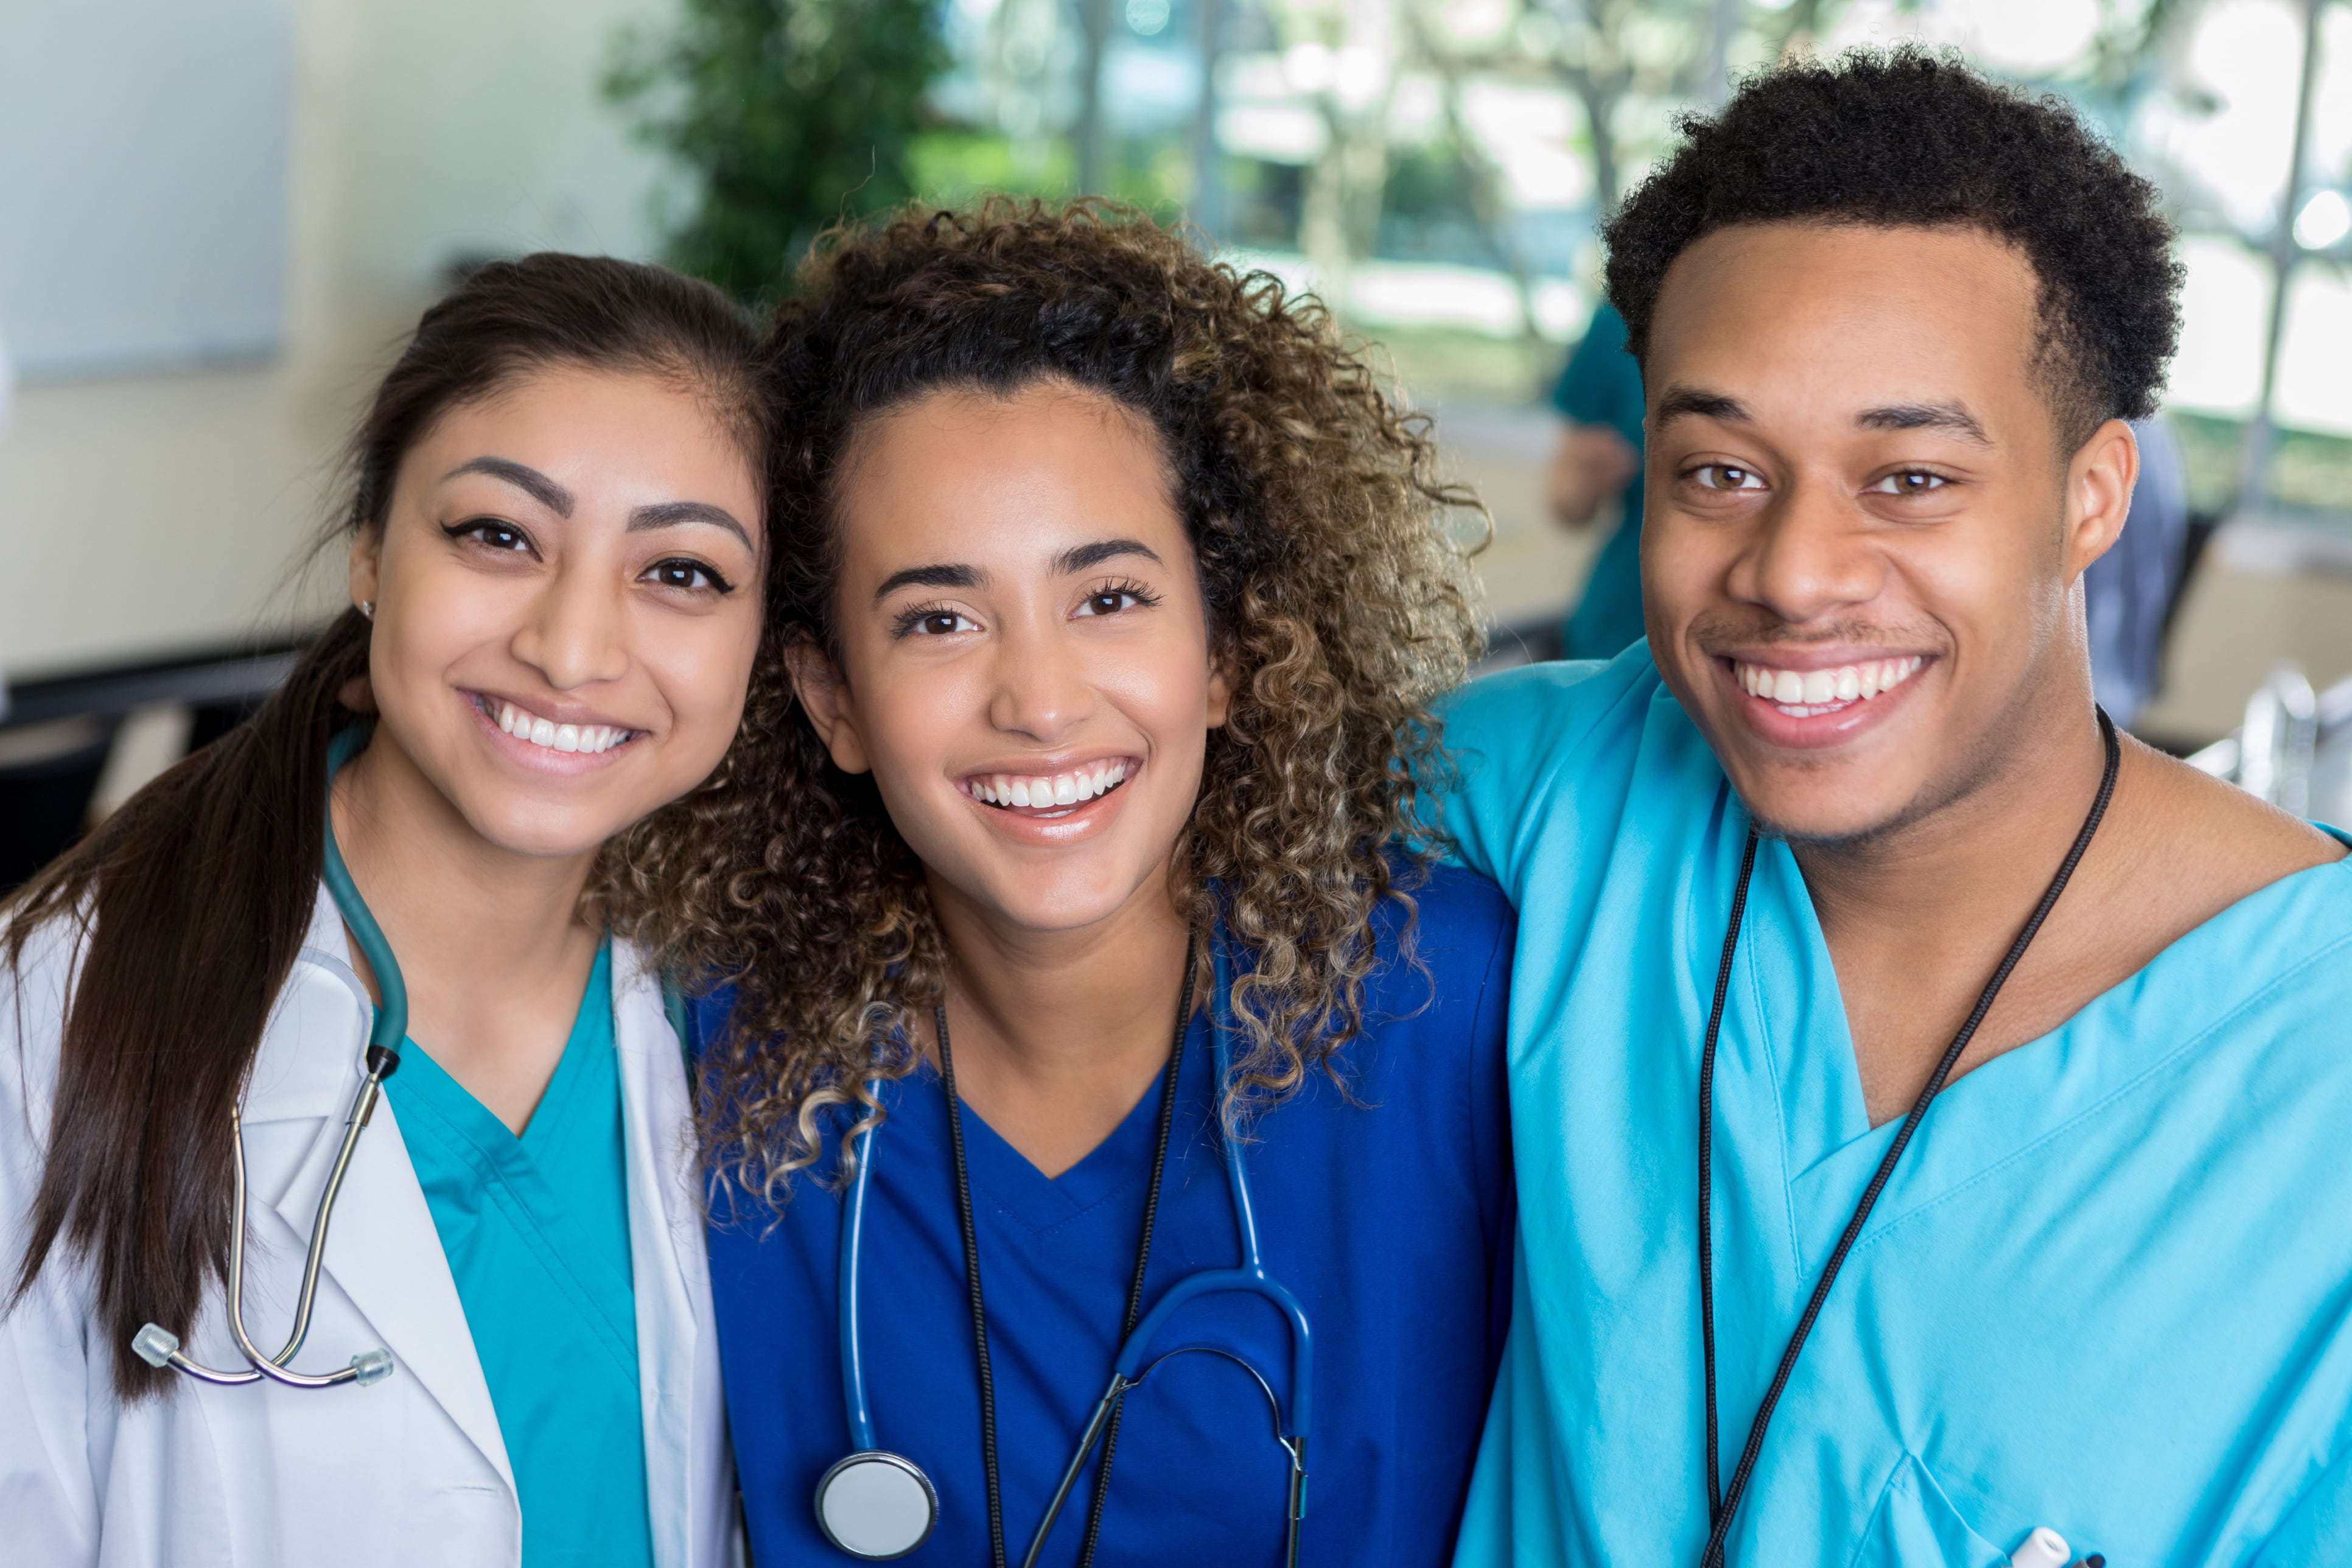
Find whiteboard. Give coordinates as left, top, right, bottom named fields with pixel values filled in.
left=0, top=0, right=293, bottom=379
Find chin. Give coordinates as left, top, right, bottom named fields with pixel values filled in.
left=460, top=798, right=640, bottom=863
left=973, top=864, right=1154, bottom=936
left=1738, top=782, right=1934, bottom=849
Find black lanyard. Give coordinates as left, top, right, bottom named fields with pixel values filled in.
left=1696, top=712, right=2120, bottom=1568
left=936, top=933, right=1199, bottom=1568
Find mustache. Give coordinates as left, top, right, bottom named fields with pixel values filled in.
left=1685, top=611, right=1939, bottom=654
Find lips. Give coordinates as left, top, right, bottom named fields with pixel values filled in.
left=1731, top=655, right=1923, bottom=719
left=474, top=695, right=639, bottom=756
left=961, top=759, right=1133, bottom=818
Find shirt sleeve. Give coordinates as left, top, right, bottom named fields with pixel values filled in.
left=1428, top=653, right=1654, bottom=893
left=0, top=931, right=101, bottom=1567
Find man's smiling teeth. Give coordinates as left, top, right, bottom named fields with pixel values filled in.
left=493, top=701, right=631, bottom=755
left=965, top=761, right=1130, bottom=809
left=1734, top=656, right=1923, bottom=714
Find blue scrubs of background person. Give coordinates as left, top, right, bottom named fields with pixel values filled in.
left=698, top=869, right=1516, bottom=1566
left=1548, top=302, right=1647, bottom=661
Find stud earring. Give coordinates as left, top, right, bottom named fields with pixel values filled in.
left=360, top=601, right=374, bottom=620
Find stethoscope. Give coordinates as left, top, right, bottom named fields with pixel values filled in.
left=812, top=935, right=1314, bottom=1565
left=129, top=726, right=406, bottom=1391
left=1692, top=712, right=2119, bottom=1568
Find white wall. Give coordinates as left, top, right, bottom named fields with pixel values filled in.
left=0, top=0, right=679, bottom=682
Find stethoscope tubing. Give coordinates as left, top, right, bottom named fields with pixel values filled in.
left=1016, top=935, right=1311, bottom=1565
left=831, top=928, right=1314, bottom=1564
left=132, top=726, right=402, bottom=1391
left=841, top=1095, right=884, bottom=1454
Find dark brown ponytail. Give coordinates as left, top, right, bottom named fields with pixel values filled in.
left=4, top=253, right=765, bottom=1397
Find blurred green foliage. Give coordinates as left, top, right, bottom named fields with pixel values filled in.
left=606, top=0, right=951, bottom=301
left=2173, top=412, right=2352, bottom=522
left=905, top=130, right=1193, bottom=217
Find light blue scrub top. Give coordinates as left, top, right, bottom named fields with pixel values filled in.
left=385, top=940, right=657, bottom=1568
left=1437, top=646, right=2352, bottom=1568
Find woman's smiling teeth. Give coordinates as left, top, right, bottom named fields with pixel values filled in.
left=1733, top=655, right=1923, bottom=717
left=965, top=760, right=1130, bottom=814
left=488, top=698, right=634, bottom=755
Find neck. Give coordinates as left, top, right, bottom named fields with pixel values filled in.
left=1789, top=682, right=2123, bottom=1124
left=1791, top=694, right=2109, bottom=949
left=923, top=865, right=1196, bottom=1178
left=331, top=734, right=597, bottom=1022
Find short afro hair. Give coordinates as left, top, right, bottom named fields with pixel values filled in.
left=1604, top=47, right=2181, bottom=447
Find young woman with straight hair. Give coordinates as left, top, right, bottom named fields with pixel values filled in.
left=640, top=201, right=1519, bottom=1568
left=2, top=254, right=769, bottom=1568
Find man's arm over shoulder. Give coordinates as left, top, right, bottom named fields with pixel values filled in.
left=1429, top=649, right=1659, bottom=891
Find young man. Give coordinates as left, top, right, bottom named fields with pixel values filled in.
left=1440, top=51, right=2352, bottom=1568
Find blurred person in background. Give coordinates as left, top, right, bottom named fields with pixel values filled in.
left=1544, top=299, right=1647, bottom=660
left=2085, top=416, right=2192, bottom=729
left=656, top=201, right=1516, bottom=1568
left=2, top=256, right=765, bottom=1568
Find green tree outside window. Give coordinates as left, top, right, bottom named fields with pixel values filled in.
left=607, top=0, right=950, bottom=303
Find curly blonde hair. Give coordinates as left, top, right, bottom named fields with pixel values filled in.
left=607, top=198, right=1486, bottom=1206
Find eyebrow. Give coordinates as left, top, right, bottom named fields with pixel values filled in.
left=1651, top=387, right=1752, bottom=430
left=629, top=499, right=754, bottom=551
left=1855, top=401, right=1992, bottom=444
left=443, top=457, right=573, bottom=516
left=1053, top=537, right=1163, bottom=575
left=873, top=563, right=984, bottom=602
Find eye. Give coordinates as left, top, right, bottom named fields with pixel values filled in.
left=1870, top=470, right=1950, bottom=496
left=643, top=557, right=734, bottom=594
left=446, top=518, right=534, bottom=554
left=1692, top=464, right=1766, bottom=491
left=1074, top=579, right=1161, bottom=618
left=893, top=604, right=979, bottom=638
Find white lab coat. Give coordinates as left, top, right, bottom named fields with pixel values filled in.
left=0, top=884, right=739, bottom=1567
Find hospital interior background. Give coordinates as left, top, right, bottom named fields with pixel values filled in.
left=4, top=0, right=2351, bottom=886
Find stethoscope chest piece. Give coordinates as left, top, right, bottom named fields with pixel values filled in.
left=815, top=1450, right=939, bottom=1559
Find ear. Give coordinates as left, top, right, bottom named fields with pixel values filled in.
left=348, top=524, right=383, bottom=615
left=1203, top=647, right=1236, bottom=730
left=2062, top=419, right=2139, bottom=581
left=783, top=639, right=873, bottom=775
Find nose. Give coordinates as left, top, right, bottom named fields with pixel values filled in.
left=1724, top=474, right=1887, bottom=626
left=985, top=615, right=1094, bottom=744
left=510, top=558, right=629, bottom=691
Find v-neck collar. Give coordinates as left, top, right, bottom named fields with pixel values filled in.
left=1723, top=828, right=2352, bottom=1274
left=884, top=1013, right=1206, bottom=1235
left=396, top=938, right=613, bottom=1152
left=520, top=940, right=612, bottom=1152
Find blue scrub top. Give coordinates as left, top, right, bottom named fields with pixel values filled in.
left=387, top=940, right=656, bottom=1568
left=700, top=866, right=1516, bottom=1567
left=1552, top=302, right=1647, bottom=662
left=1435, top=646, right=2352, bottom=1567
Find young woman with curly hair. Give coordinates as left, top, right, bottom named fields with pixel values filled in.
left=649, top=201, right=1517, bottom=1567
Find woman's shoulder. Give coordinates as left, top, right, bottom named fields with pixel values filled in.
left=1370, top=859, right=1515, bottom=982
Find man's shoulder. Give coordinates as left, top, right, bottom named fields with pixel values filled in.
left=1433, top=644, right=1723, bottom=881
left=2121, top=741, right=2350, bottom=963
left=1437, top=643, right=1665, bottom=775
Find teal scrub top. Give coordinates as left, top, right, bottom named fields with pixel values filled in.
left=1551, top=303, right=1648, bottom=662
left=1436, top=646, right=2352, bottom=1567
left=385, top=940, right=657, bottom=1568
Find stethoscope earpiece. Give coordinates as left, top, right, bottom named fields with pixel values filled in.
left=814, top=1450, right=939, bottom=1559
